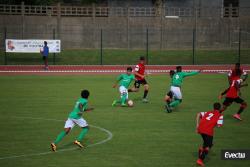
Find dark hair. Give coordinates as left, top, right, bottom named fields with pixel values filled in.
left=140, top=56, right=145, bottom=61
left=44, top=41, right=47, bottom=45
left=127, top=67, right=133, bottom=72
left=81, top=90, right=90, bottom=98
left=176, top=66, right=182, bottom=72
left=213, top=102, right=221, bottom=110
left=235, top=69, right=242, bottom=76
left=235, top=63, right=240, bottom=66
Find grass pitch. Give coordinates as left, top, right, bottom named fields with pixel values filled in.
left=0, top=74, right=249, bottom=167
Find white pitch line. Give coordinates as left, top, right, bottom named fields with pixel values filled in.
left=0, top=116, right=113, bottom=160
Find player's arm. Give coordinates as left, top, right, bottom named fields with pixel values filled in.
left=78, top=103, right=93, bottom=115
left=113, top=75, right=122, bottom=88
left=196, top=112, right=202, bottom=132
left=240, top=83, right=248, bottom=88
left=217, top=115, right=223, bottom=128
left=219, top=87, right=229, bottom=99
left=134, top=65, right=144, bottom=79
left=196, top=113, right=200, bottom=129
left=227, top=70, right=232, bottom=83
left=183, top=71, right=200, bottom=77
left=242, top=71, right=248, bottom=81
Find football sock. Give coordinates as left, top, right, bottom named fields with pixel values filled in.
left=237, top=103, right=247, bottom=114
left=237, top=107, right=244, bottom=114
left=199, top=147, right=209, bottom=160
left=121, top=93, right=127, bottom=104
left=77, top=127, right=89, bottom=141
left=169, top=99, right=181, bottom=108
left=143, top=90, right=148, bottom=98
left=54, top=131, right=67, bottom=144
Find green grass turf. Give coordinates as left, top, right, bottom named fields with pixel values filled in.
left=0, top=49, right=249, bottom=65
left=0, top=74, right=250, bottom=167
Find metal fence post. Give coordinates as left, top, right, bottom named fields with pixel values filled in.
left=4, top=27, right=7, bottom=65
left=146, top=28, right=149, bottom=65
left=53, top=28, right=56, bottom=65
left=238, top=28, right=241, bottom=63
left=192, top=28, right=196, bottom=65
left=100, top=29, right=103, bottom=65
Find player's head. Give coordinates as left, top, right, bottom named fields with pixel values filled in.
left=126, top=67, right=133, bottom=75
left=176, top=66, right=182, bottom=72
left=235, top=63, right=240, bottom=69
left=81, top=90, right=90, bottom=99
left=139, top=56, right=145, bottom=64
left=44, top=41, right=47, bottom=46
left=213, top=102, right=221, bottom=111
left=169, top=70, right=175, bottom=78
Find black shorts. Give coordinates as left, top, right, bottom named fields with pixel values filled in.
left=134, top=79, right=148, bottom=88
left=43, top=56, right=48, bottom=60
left=223, top=97, right=244, bottom=106
left=201, top=134, right=213, bottom=148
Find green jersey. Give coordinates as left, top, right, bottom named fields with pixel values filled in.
left=171, top=71, right=199, bottom=87
left=117, top=74, right=135, bottom=88
left=68, top=98, right=88, bottom=119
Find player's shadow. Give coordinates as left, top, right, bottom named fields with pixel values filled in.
left=132, top=97, right=142, bottom=102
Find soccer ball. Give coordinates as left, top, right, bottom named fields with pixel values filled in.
left=127, top=100, right=134, bottom=107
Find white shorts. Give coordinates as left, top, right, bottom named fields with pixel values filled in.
left=119, top=86, right=128, bottom=99
left=170, top=86, right=182, bottom=100
left=64, top=118, right=88, bottom=129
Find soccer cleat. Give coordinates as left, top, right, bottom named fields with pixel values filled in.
left=74, top=140, right=84, bottom=148
left=165, top=103, right=172, bottom=113
left=112, top=100, right=117, bottom=106
left=233, top=114, right=242, bottom=121
left=121, top=103, right=127, bottom=107
left=50, top=143, right=57, bottom=152
left=196, top=159, right=205, bottom=166
left=142, top=98, right=149, bottom=103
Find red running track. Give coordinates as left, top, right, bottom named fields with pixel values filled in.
left=0, top=65, right=249, bottom=75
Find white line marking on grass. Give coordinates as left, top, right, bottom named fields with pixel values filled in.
left=0, top=116, right=113, bottom=160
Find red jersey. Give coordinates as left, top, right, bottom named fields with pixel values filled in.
left=198, top=110, right=223, bottom=136
left=228, top=68, right=246, bottom=81
left=134, top=63, right=145, bottom=80
left=226, top=79, right=242, bottom=98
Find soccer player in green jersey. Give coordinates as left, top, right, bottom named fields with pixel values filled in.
left=50, top=90, right=94, bottom=152
left=165, top=66, right=201, bottom=113
left=112, top=67, right=135, bottom=107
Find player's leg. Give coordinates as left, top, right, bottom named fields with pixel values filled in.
left=74, top=118, right=89, bottom=148
left=233, top=98, right=247, bottom=121
left=142, top=80, right=149, bottom=102
left=51, top=119, right=74, bottom=151
left=128, top=81, right=140, bottom=92
left=112, top=86, right=125, bottom=106
left=45, top=56, right=48, bottom=70
left=220, top=98, right=233, bottom=112
left=169, top=86, right=182, bottom=109
left=116, top=86, right=128, bottom=106
left=197, top=134, right=213, bottom=166
left=165, top=91, right=173, bottom=113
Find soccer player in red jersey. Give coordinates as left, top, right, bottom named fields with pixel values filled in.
left=219, top=79, right=248, bottom=121
left=128, top=56, right=149, bottom=103
left=228, top=63, right=248, bottom=84
left=196, top=102, right=223, bottom=166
